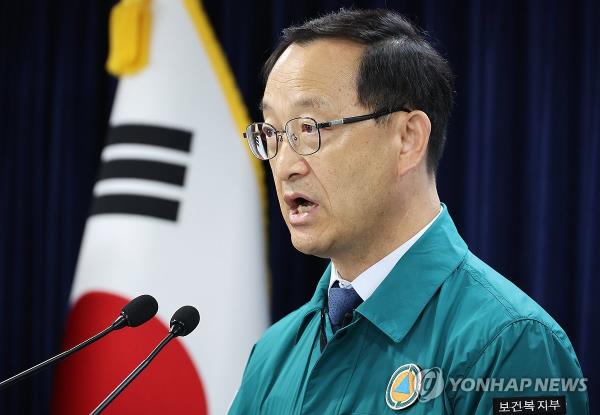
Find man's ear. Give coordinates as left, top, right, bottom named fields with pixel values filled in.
left=395, top=110, right=431, bottom=176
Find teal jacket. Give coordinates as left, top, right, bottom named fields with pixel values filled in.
left=229, top=208, right=589, bottom=414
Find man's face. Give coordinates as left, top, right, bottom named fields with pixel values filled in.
left=262, top=39, right=403, bottom=260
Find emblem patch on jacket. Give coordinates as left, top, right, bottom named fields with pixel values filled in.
left=385, top=363, right=422, bottom=410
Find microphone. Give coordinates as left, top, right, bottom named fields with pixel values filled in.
left=0, top=294, right=158, bottom=391
left=91, top=305, right=200, bottom=415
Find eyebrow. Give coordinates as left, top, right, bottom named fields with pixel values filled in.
left=259, top=96, right=331, bottom=113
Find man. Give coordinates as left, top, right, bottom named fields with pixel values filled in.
left=230, top=9, right=588, bottom=414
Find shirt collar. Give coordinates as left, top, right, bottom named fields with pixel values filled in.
left=295, top=205, right=468, bottom=344
left=328, top=206, right=443, bottom=301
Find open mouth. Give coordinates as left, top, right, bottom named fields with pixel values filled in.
left=290, top=196, right=317, bottom=214
left=284, top=193, right=319, bottom=225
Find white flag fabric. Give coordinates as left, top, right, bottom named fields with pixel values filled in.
left=52, top=1, right=268, bottom=413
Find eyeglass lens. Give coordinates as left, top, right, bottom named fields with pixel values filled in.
left=245, top=118, right=320, bottom=160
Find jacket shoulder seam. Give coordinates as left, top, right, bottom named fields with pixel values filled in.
left=460, top=259, right=518, bottom=320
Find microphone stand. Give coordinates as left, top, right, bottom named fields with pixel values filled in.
left=90, top=326, right=181, bottom=415
left=0, top=317, right=126, bottom=391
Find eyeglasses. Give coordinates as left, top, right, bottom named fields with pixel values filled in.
left=243, top=107, right=411, bottom=160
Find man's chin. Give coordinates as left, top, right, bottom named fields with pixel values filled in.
left=290, top=233, right=330, bottom=258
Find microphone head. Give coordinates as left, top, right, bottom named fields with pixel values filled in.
left=121, top=295, right=159, bottom=327
left=170, top=305, right=200, bottom=337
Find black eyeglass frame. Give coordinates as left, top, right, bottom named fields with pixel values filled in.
left=243, top=106, right=411, bottom=160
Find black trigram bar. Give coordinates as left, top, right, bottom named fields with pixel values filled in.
left=99, top=159, right=186, bottom=186
left=91, top=194, right=180, bottom=221
left=107, top=124, right=192, bottom=152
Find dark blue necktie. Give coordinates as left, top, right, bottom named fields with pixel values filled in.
left=328, top=280, right=363, bottom=333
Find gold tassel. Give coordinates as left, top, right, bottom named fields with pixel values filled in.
left=106, top=0, right=152, bottom=76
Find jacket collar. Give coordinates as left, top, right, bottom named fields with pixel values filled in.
left=295, top=206, right=468, bottom=344
left=294, top=264, right=331, bottom=343
left=357, top=207, right=467, bottom=342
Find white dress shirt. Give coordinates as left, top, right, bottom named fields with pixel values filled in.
left=329, top=206, right=443, bottom=301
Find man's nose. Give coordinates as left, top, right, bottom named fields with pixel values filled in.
left=270, top=134, right=310, bottom=181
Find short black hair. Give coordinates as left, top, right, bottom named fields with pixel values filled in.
left=263, top=9, right=454, bottom=174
